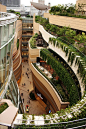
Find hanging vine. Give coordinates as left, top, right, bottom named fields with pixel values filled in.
left=65, top=47, right=68, bottom=56
left=52, top=38, right=56, bottom=46
left=70, top=52, right=75, bottom=65
left=68, top=51, right=72, bottom=62
left=75, top=56, right=79, bottom=66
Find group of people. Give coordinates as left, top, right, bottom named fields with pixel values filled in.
left=22, top=83, right=26, bottom=86
left=26, top=72, right=29, bottom=79
left=21, top=62, right=32, bottom=113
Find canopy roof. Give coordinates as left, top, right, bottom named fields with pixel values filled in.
left=31, top=2, right=50, bottom=10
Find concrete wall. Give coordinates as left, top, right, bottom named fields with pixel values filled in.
left=44, top=13, right=86, bottom=31
left=13, top=20, right=22, bottom=82
left=29, top=44, right=40, bottom=63
left=0, top=4, right=6, bottom=12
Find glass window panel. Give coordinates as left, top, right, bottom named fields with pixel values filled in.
left=1, top=46, right=6, bottom=61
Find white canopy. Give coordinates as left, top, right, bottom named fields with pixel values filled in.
left=31, top=2, right=50, bottom=10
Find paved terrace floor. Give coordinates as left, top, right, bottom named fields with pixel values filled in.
left=19, top=62, right=47, bottom=115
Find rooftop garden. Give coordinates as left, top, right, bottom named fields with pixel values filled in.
left=0, top=102, right=8, bottom=114
left=36, top=16, right=86, bottom=50
left=35, top=16, right=86, bottom=58
left=49, top=3, right=86, bottom=19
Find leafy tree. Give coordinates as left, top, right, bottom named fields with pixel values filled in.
left=49, top=3, right=76, bottom=15
left=66, top=3, right=76, bottom=14
left=74, top=32, right=86, bottom=44
left=15, top=12, right=21, bottom=17
left=9, top=9, right=15, bottom=13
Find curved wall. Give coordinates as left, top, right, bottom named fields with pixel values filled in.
left=30, top=63, right=69, bottom=111
left=13, top=20, right=22, bottom=82
left=0, top=12, right=17, bottom=96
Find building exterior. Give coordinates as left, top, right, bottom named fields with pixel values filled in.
left=12, top=11, right=86, bottom=127
left=0, top=4, right=6, bottom=12
left=22, top=17, right=33, bottom=61
left=0, top=0, right=20, bottom=7
left=1, top=1, right=86, bottom=128
left=76, top=0, right=86, bottom=15
left=0, top=5, right=24, bottom=118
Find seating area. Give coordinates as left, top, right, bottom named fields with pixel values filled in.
left=36, top=60, right=59, bottom=81
left=35, top=35, right=48, bottom=47
left=36, top=63, right=53, bottom=79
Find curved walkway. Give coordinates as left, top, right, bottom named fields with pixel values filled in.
left=19, top=62, right=47, bottom=115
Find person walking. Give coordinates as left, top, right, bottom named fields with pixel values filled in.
left=29, top=99, right=30, bottom=103
left=23, top=98, right=24, bottom=103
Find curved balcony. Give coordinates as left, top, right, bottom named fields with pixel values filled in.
left=33, top=19, right=85, bottom=96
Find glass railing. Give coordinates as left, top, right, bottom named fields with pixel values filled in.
left=13, top=117, right=86, bottom=128
left=32, top=63, right=63, bottom=101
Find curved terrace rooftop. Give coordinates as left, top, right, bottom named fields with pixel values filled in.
left=0, top=12, right=18, bottom=26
